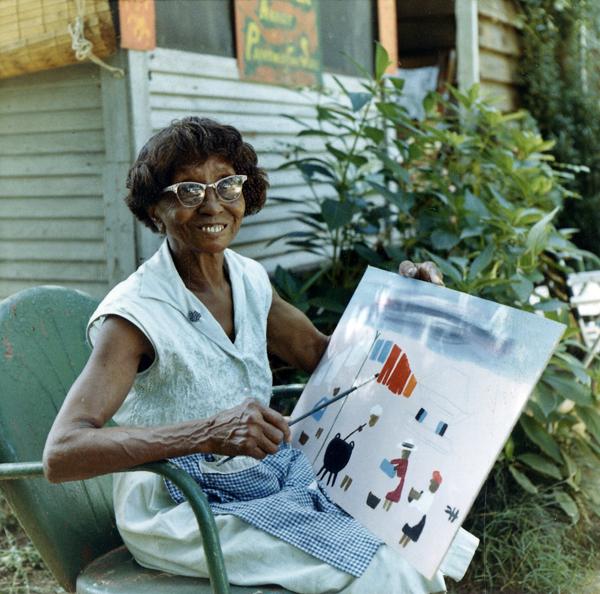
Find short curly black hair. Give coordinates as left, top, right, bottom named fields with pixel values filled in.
left=125, top=117, right=269, bottom=233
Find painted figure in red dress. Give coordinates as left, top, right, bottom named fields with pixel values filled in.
left=383, top=439, right=415, bottom=511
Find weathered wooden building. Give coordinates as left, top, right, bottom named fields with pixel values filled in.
left=0, top=0, right=523, bottom=301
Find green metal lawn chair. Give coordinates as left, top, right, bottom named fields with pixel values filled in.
left=0, top=286, right=303, bottom=594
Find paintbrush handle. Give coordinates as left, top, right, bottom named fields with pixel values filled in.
left=288, top=384, right=360, bottom=426
left=215, top=374, right=378, bottom=467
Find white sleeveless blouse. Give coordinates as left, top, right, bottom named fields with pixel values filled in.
left=87, top=239, right=273, bottom=427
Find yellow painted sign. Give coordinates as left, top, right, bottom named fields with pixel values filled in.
left=235, top=0, right=322, bottom=87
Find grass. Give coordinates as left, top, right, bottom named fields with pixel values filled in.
left=0, top=495, right=63, bottom=594
left=448, top=465, right=600, bottom=594
left=1, top=462, right=599, bottom=594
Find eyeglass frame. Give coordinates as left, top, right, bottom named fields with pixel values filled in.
left=161, top=174, right=248, bottom=208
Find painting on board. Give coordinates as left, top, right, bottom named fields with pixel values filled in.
left=290, top=266, right=565, bottom=579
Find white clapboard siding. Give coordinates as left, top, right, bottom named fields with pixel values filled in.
left=0, top=64, right=108, bottom=300
left=147, top=48, right=362, bottom=272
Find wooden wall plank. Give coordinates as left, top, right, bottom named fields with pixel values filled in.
left=100, top=51, right=138, bottom=287
left=0, top=154, right=104, bottom=176
left=479, top=18, right=521, bottom=57
left=0, top=261, right=107, bottom=282
left=0, top=83, right=101, bottom=114
left=148, top=95, right=317, bottom=118
left=0, top=240, right=106, bottom=261
left=0, top=109, right=104, bottom=134
left=478, top=0, right=522, bottom=29
left=479, top=49, right=519, bottom=84
left=0, top=131, right=105, bottom=155
left=0, top=63, right=109, bottom=298
left=0, top=219, right=104, bottom=240
left=456, top=0, right=480, bottom=90
left=144, top=48, right=361, bottom=271
left=0, top=177, right=103, bottom=197
left=480, top=81, right=520, bottom=112
left=0, top=197, right=104, bottom=219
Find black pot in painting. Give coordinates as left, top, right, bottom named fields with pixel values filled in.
left=366, top=491, right=380, bottom=509
left=317, top=433, right=355, bottom=487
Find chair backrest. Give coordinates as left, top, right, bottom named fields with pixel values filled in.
left=0, top=286, right=122, bottom=593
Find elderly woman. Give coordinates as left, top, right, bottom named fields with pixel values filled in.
left=43, top=117, right=476, bottom=594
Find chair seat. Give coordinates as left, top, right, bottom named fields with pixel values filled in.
left=77, top=546, right=293, bottom=594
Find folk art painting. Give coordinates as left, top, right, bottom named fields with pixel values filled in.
left=290, top=267, right=565, bottom=578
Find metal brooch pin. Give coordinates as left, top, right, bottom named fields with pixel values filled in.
left=188, top=310, right=202, bottom=322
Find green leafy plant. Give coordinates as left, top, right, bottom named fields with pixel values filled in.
left=272, top=43, right=600, bottom=591
left=519, top=0, right=600, bottom=257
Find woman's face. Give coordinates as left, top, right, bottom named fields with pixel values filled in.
left=150, top=155, right=245, bottom=256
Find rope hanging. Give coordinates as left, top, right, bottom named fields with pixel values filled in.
left=68, top=0, right=125, bottom=78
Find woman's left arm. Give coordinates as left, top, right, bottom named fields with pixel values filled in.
left=267, top=287, right=329, bottom=374
left=266, top=260, right=442, bottom=374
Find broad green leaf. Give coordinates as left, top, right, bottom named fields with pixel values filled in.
left=526, top=207, right=559, bottom=255
left=553, top=490, right=580, bottom=523
left=487, top=185, right=512, bottom=210
left=465, top=189, right=490, bottom=217
left=425, top=253, right=463, bottom=285
left=431, top=230, right=460, bottom=251
left=423, top=92, right=437, bottom=114
left=552, top=351, right=591, bottom=385
left=533, top=383, right=559, bottom=418
left=388, top=76, right=405, bottom=92
left=526, top=400, right=547, bottom=424
left=363, top=126, right=385, bottom=144
left=354, top=244, right=385, bottom=265
left=511, top=274, right=534, bottom=302
left=297, top=162, right=336, bottom=180
left=348, top=92, right=371, bottom=112
left=533, top=299, right=567, bottom=312
left=468, top=244, right=495, bottom=280
left=321, top=199, right=354, bottom=230
left=519, top=415, right=562, bottom=463
left=375, top=41, right=391, bottom=81
left=509, top=465, right=539, bottom=494
left=297, top=129, right=336, bottom=137
left=542, top=374, right=593, bottom=407
left=517, top=453, right=563, bottom=480
left=575, top=406, right=600, bottom=444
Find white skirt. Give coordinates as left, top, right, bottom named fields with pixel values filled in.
left=114, top=471, right=479, bottom=594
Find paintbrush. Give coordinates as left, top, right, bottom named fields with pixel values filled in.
left=215, top=372, right=379, bottom=466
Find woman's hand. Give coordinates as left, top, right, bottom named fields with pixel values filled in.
left=207, top=399, right=291, bottom=459
left=399, top=260, right=444, bottom=286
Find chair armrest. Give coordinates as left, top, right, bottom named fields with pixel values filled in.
left=129, top=460, right=230, bottom=594
left=271, top=383, right=306, bottom=400
left=0, top=460, right=231, bottom=594
left=0, top=461, right=44, bottom=479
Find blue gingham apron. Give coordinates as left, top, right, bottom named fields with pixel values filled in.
left=165, top=445, right=382, bottom=577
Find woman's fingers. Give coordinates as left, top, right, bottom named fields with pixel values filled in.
left=399, top=260, right=444, bottom=286
left=417, top=261, right=444, bottom=286
left=399, top=260, right=418, bottom=278
left=261, top=405, right=292, bottom=443
left=208, top=399, right=290, bottom=459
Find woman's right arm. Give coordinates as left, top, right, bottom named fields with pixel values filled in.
left=43, top=315, right=289, bottom=483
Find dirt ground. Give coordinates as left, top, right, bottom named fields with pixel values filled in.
left=0, top=496, right=64, bottom=594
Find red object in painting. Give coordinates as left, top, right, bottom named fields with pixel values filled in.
left=377, top=343, right=418, bottom=397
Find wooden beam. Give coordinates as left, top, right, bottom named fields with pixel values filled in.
left=397, top=0, right=454, bottom=19
left=455, top=0, right=480, bottom=90
left=377, top=0, right=398, bottom=73
left=100, top=50, right=138, bottom=287
left=126, top=49, right=161, bottom=265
